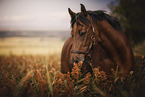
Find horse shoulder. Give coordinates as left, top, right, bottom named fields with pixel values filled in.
left=61, top=37, right=73, bottom=73
left=92, top=44, right=116, bottom=74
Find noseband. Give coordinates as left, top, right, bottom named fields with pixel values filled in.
left=71, top=15, right=96, bottom=64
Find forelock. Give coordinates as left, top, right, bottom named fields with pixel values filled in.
left=71, top=13, right=89, bottom=28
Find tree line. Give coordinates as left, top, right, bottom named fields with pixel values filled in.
left=108, top=0, right=145, bottom=46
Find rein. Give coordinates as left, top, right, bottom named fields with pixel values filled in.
left=71, top=15, right=96, bottom=64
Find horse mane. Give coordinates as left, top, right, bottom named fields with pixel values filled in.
left=71, top=10, right=122, bottom=31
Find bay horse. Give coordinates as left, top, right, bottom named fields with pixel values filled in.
left=61, top=4, right=134, bottom=77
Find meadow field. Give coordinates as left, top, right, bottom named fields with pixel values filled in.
left=0, top=36, right=144, bottom=97
left=0, top=37, right=64, bottom=56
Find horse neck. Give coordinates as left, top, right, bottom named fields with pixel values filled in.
left=94, top=20, right=134, bottom=66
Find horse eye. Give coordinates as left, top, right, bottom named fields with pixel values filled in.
left=80, top=31, right=87, bottom=37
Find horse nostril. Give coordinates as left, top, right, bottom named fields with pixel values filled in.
left=74, top=60, right=79, bottom=63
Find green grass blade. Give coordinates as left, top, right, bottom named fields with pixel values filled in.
left=46, top=66, right=53, bottom=97
left=14, top=70, right=33, bottom=97
left=92, top=84, right=106, bottom=97
left=31, top=74, right=39, bottom=96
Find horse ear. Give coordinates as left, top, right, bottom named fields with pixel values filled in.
left=80, top=4, right=88, bottom=17
left=68, top=8, right=76, bottom=18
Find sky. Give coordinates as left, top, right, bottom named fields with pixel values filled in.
left=0, top=0, right=115, bottom=31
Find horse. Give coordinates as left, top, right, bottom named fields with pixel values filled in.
left=61, top=4, right=134, bottom=77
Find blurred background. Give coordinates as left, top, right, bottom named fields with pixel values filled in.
left=0, top=0, right=144, bottom=56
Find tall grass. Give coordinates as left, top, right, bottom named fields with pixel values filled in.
left=0, top=55, right=144, bottom=97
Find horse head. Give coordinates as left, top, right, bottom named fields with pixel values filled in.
left=69, top=4, right=99, bottom=64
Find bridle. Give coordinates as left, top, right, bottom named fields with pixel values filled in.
left=71, top=15, right=97, bottom=64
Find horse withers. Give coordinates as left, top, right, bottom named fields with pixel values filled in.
left=61, top=4, right=134, bottom=77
